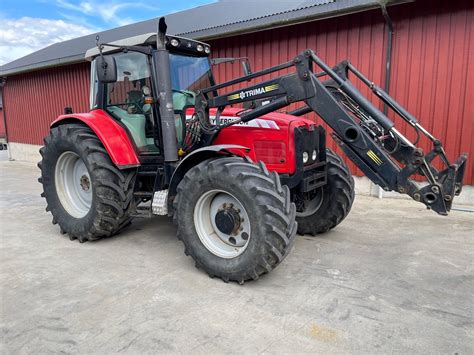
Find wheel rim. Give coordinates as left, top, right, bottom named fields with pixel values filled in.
left=296, top=187, right=324, bottom=218
left=54, top=151, right=92, bottom=218
left=194, top=190, right=251, bottom=259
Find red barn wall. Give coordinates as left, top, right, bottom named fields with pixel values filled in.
left=3, top=62, right=90, bottom=145
left=2, top=0, right=472, bottom=183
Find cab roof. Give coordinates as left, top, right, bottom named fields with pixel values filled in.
left=84, top=34, right=211, bottom=61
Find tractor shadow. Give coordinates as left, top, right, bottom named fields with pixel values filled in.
left=93, top=215, right=177, bottom=245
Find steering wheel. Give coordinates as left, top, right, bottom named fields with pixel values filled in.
left=110, top=102, right=147, bottom=115
left=128, top=99, right=147, bottom=114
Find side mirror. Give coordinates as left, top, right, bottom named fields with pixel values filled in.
left=242, top=60, right=252, bottom=76
left=174, top=110, right=186, bottom=148
left=211, top=57, right=253, bottom=77
left=96, top=56, right=117, bottom=83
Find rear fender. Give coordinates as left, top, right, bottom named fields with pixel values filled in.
left=167, top=144, right=250, bottom=213
left=51, top=109, right=140, bottom=168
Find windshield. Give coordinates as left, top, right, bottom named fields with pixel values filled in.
left=169, top=53, right=214, bottom=94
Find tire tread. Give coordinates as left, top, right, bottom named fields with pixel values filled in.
left=38, top=124, right=137, bottom=242
left=173, top=157, right=297, bottom=283
left=296, top=149, right=355, bottom=235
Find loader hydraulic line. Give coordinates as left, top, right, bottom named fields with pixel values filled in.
left=193, top=49, right=467, bottom=215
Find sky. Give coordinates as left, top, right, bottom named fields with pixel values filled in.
left=0, top=0, right=217, bottom=65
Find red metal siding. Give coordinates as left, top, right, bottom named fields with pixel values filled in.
left=209, top=0, right=473, bottom=183
left=2, top=0, right=472, bottom=183
left=3, top=63, right=90, bottom=145
left=388, top=0, right=473, bottom=184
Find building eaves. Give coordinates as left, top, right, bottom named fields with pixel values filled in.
left=177, top=0, right=372, bottom=39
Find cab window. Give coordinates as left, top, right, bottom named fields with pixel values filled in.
left=104, top=52, right=158, bottom=154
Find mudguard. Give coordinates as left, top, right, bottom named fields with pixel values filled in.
left=51, top=109, right=140, bottom=168
left=167, top=144, right=250, bottom=213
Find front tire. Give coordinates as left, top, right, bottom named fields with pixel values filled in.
left=295, top=149, right=355, bottom=235
left=38, top=124, right=137, bottom=242
left=173, top=157, right=297, bottom=283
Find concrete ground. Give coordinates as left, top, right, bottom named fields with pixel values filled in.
left=0, top=150, right=8, bottom=162
left=1, top=160, right=473, bottom=354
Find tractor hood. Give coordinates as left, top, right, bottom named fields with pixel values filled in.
left=186, top=106, right=315, bottom=131
left=200, top=107, right=319, bottom=175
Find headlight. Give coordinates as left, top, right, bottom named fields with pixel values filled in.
left=170, top=38, right=180, bottom=47
left=302, top=151, right=309, bottom=164
left=312, top=149, right=317, bottom=161
left=204, top=46, right=211, bottom=54
left=196, top=44, right=204, bottom=52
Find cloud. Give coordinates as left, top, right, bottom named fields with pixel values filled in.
left=56, top=0, right=159, bottom=26
left=0, top=17, right=95, bottom=65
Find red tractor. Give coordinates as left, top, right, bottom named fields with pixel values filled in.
left=39, top=19, right=467, bottom=283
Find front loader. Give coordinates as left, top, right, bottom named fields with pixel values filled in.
left=38, top=18, right=467, bottom=283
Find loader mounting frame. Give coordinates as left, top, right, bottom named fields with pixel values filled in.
left=193, top=50, right=467, bottom=215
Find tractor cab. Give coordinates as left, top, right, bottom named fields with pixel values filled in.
left=85, top=33, right=214, bottom=156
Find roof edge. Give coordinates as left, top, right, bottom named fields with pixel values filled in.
left=185, top=1, right=391, bottom=41
left=0, top=55, right=85, bottom=77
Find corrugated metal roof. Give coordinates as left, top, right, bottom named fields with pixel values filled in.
left=0, top=0, right=409, bottom=76
left=168, top=0, right=335, bottom=35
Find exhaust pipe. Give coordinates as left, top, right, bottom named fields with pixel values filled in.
left=154, top=17, right=178, bottom=163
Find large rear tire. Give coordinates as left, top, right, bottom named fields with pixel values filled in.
left=38, top=124, right=137, bottom=242
left=173, top=157, right=297, bottom=283
left=295, top=149, right=355, bottom=235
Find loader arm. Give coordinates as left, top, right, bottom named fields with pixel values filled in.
left=193, top=49, right=467, bottom=215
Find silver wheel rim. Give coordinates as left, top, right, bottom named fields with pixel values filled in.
left=194, top=190, right=251, bottom=259
left=54, top=151, right=92, bottom=218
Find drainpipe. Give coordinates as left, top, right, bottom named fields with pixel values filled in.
left=380, top=2, right=394, bottom=116
left=0, top=77, right=10, bottom=160
left=377, top=1, right=394, bottom=199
